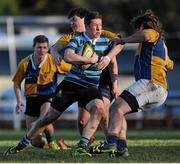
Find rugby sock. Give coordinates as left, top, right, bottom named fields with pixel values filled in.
left=20, top=135, right=30, bottom=147
left=117, top=139, right=127, bottom=149
left=47, top=135, right=56, bottom=143
left=106, top=135, right=118, bottom=144
left=79, top=136, right=89, bottom=148
left=44, top=131, right=53, bottom=143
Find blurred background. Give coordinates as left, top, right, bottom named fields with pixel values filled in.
left=0, top=0, right=180, bottom=131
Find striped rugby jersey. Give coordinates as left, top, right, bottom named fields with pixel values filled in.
left=64, top=32, right=112, bottom=88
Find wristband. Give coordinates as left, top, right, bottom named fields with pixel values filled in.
left=104, top=55, right=111, bottom=62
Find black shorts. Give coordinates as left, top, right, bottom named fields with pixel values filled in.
left=25, top=96, right=52, bottom=117
left=98, top=66, right=113, bottom=101
left=98, top=85, right=113, bottom=102
left=51, top=80, right=103, bottom=112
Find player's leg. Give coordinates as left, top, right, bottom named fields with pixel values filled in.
left=4, top=80, right=79, bottom=155
left=77, top=99, right=104, bottom=156
left=95, top=80, right=167, bottom=156
left=25, top=115, right=48, bottom=149
left=114, top=116, right=129, bottom=157
left=99, top=96, right=110, bottom=136
left=78, top=107, right=89, bottom=135
left=78, top=107, right=95, bottom=145
left=90, top=96, right=131, bottom=155
left=100, top=85, right=129, bottom=155
left=39, top=101, right=61, bottom=150
left=41, top=102, right=71, bottom=150
left=24, top=97, right=49, bottom=149
left=76, top=87, right=104, bottom=156
left=3, top=107, right=62, bottom=156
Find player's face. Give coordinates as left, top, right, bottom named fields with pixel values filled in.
left=69, top=15, right=85, bottom=33
left=33, top=42, right=49, bottom=61
left=86, top=18, right=102, bottom=40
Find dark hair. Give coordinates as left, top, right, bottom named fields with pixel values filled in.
left=67, top=7, right=89, bottom=19
left=33, top=35, right=49, bottom=47
left=130, top=9, right=163, bottom=35
left=84, top=11, right=102, bottom=26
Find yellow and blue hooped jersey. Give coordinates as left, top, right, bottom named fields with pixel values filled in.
left=135, top=29, right=173, bottom=89
left=12, top=53, right=70, bottom=97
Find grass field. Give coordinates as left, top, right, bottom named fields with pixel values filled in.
left=0, top=129, right=180, bottom=163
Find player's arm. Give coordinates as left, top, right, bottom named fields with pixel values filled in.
left=96, top=43, right=124, bottom=70
left=12, top=62, right=25, bottom=114
left=13, top=83, right=24, bottom=114
left=112, top=30, right=151, bottom=44
left=107, top=43, right=124, bottom=59
left=109, top=57, right=119, bottom=98
left=164, top=44, right=174, bottom=71
left=64, top=48, right=98, bottom=65
left=50, top=43, right=65, bottom=65
left=166, top=54, right=174, bottom=70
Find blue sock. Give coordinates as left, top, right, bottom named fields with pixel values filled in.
left=20, top=135, right=30, bottom=147
left=79, top=136, right=89, bottom=148
left=106, top=135, right=118, bottom=144
left=117, top=139, right=127, bottom=149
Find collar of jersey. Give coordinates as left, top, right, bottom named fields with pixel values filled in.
left=30, top=53, right=48, bottom=70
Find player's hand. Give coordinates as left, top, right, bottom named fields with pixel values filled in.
left=112, top=86, right=120, bottom=98
left=95, top=56, right=111, bottom=70
left=16, top=102, right=24, bottom=114
left=52, top=53, right=62, bottom=65
left=89, top=52, right=99, bottom=64
left=166, top=60, right=174, bottom=70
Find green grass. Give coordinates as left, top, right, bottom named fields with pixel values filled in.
left=0, top=129, right=180, bottom=163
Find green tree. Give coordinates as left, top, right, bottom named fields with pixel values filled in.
left=1, top=0, right=180, bottom=33
left=0, top=0, right=19, bottom=15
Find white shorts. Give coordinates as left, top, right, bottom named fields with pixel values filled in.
left=126, top=79, right=167, bottom=111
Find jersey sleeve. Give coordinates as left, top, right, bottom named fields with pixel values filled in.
left=12, top=58, right=28, bottom=85
left=143, top=29, right=159, bottom=43
left=164, top=44, right=174, bottom=69
left=56, top=60, right=72, bottom=73
left=56, top=33, right=74, bottom=47
left=102, top=30, right=121, bottom=39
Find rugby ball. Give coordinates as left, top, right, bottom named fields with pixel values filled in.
left=79, top=43, right=94, bottom=70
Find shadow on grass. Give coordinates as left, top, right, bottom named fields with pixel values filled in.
left=1, top=145, right=180, bottom=163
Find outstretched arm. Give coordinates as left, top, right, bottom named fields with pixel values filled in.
left=113, top=30, right=151, bottom=44
left=50, top=43, right=64, bottom=65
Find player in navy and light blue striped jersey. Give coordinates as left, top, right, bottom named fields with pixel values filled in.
left=64, top=32, right=112, bottom=88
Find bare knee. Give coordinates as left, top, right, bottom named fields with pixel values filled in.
left=90, top=101, right=104, bottom=119
left=110, top=97, right=129, bottom=116
left=79, top=109, right=90, bottom=126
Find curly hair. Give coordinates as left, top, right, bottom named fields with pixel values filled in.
left=130, top=9, right=164, bottom=35
left=67, top=7, right=89, bottom=19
